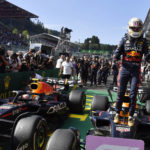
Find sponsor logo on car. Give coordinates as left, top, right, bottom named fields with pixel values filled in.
left=47, top=102, right=67, bottom=114
left=116, top=127, right=130, bottom=132
left=0, top=105, right=12, bottom=109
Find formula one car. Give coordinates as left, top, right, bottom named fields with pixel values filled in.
left=0, top=78, right=86, bottom=150
left=89, top=87, right=150, bottom=148
left=45, top=86, right=150, bottom=150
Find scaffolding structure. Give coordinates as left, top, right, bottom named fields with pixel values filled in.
left=55, top=27, right=72, bottom=54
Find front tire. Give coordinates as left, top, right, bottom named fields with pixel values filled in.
left=46, top=129, right=80, bottom=150
left=13, top=115, right=48, bottom=150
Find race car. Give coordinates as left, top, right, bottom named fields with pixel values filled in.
left=45, top=86, right=150, bottom=150
left=0, top=78, right=86, bottom=150
left=89, top=87, right=150, bottom=148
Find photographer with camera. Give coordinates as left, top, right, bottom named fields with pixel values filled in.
left=0, top=46, right=9, bottom=73
left=9, top=52, right=22, bottom=72
left=34, top=49, right=49, bottom=70
left=23, top=49, right=35, bottom=68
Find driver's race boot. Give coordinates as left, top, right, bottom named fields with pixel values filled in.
left=128, top=116, right=134, bottom=127
left=114, top=113, right=120, bottom=123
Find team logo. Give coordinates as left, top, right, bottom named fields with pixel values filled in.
left=127, top=51, right=140, bottom=57
left=4, top=76, right=11, bottom=90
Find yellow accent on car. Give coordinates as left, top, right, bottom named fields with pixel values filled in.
left=120, top=111, right=129, bottom=117
left=69, top=114, right=88, bottom=121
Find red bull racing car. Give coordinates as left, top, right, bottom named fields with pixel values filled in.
left=0, top=78, right=86, bottom=150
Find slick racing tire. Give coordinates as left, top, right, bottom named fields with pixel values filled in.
left=146, top=100, right=150, bottom=115
left=46, top=129, right=80, bottom=150
left=91, top=95, right=109, bottom=111
left=69, top=90, right=86, bottom=113
left=13, top=115, right=48, bottom=150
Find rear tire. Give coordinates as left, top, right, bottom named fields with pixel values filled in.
left=69, top=90, right=86, bottom=113
left=91, top=95, right=109, bottom=111
left=13, top=115, right=47, bottom=150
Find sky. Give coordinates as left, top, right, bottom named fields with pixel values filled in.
left=8, top=0, right=150, bottom=45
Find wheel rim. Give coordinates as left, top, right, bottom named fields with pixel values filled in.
left=35, top=124, right=46, bottom=149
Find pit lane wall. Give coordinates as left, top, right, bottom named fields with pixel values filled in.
left=0, top=69, right=59, bottom=99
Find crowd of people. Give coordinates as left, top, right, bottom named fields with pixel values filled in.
left=0, top=43, right=115, bottom=86
left=0, top=26, right=28, bottom=47
left=56, top=53, right=150, bottom=87
left=56, top=54, right=116, bottom=87
left=0, top=46, right=55, bottom=73
left=1, top=43, right=150, bottom=88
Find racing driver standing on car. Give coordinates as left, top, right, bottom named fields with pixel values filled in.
left=113, top=17, right=150, bottom=127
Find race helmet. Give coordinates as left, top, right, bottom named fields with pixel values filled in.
left=22, top=94, right=30, bottom=100
left=128, top=17, right=143, bottom=38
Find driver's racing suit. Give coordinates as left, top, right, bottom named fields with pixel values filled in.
left=114, top=34, right=150, bottom=116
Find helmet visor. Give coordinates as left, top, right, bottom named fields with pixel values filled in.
left=129, top=26, right=142, bottom=32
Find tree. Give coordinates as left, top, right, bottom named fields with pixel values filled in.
left=91, top=36, right=100, bottom=45
left=48, top=29, right=51, bottom=34
left=12, top=28, right=18, bottom=35
left=83, top=38, right=91, bottom=49
left=82, top=36, right=101, bottom=50
left=22, top=30, right=29, bottom=39
left=89, top=44, right=100, bottom=50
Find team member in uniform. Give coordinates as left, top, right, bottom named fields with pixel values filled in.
left=60, top=56, right=73, bottom=79
left=79, top=56, right=90, bottom=86
left=113, top=18, right=150, bottom=126
left=56, top=55, right=65, bottom=69
left=90, top=57, right=99, bottom=86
